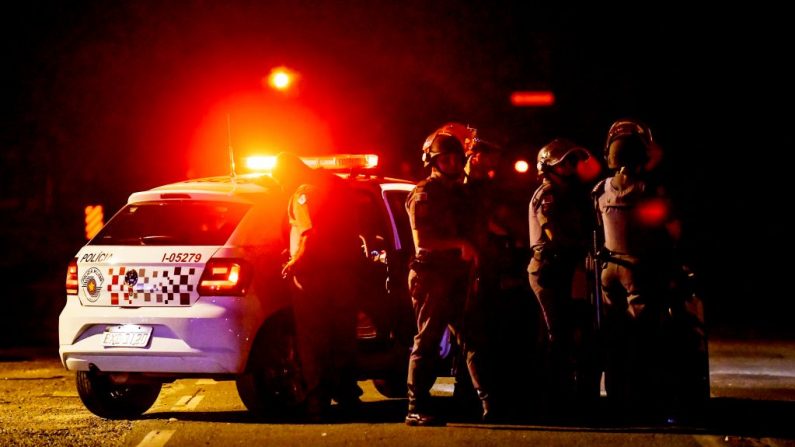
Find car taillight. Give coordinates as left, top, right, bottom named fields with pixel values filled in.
left=66, top=258, right=79, bottom=295
left=198, top=259, right=250, bottom=296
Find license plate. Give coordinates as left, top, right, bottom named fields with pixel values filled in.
left=102, top=324, right=153, bottom=348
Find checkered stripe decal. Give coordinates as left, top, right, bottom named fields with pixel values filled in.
left=106, top=266, right=198, bottom=306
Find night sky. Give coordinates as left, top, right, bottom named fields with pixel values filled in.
left=1, top=2, right=792, bottom=338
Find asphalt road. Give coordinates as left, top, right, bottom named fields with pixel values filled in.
left=1, top=339, right=794, bottom=446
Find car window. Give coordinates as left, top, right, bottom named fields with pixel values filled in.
left=352, top=189, right=388, bottom=249
left=89, top=200, right=251, bottom=246
left=384, top=190, right=412, bottom=252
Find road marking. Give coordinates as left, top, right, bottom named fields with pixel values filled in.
left=431, top=383, right=454, bottom=395
left=693, top=435, right=723, bottom=447
left=162, top=382, right=186, bottom=395
left=173, top=395, right=191, bottom=407
left=431, top=375, right=610, bottom=397
left=184, top=395, right=204, bottom=410
left=135, top=430, right=175, bottom=447
left=51, top=391, right=78, bottom=397
left=711, top=367, right=795, bottom=378
left=171, top=390, right=205, bottom=411
left=697, top=435, right=783, bottom=447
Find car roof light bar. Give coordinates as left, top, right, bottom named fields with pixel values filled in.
left=244, top=154, right=379, bottom=173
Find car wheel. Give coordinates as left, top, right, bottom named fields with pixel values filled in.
left=76, top=370, right=161, bottom=419
left=236, top=313, right=304, bottom=416
left=372, top=375, right=407, bottom=398
left=372, top=340, right=410, bottom=399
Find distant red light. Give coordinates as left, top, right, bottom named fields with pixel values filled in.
left=514, top=159, right=530, bottom=173
left=636, top=199, right=668, bottom=226
left=264, top=66, right=298, bottom=92
left=510, top=91, right=555, bottom=107
left=576, top=156, right=602, bottom=183
left=271, top=72, right=290, bottom=89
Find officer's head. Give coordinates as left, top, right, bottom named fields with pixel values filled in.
left=423, top=133, right=466, bottom=177
left=465, top=138, right=500, bottom=181
left=422, top=122, right=475, bottom=168
left=606, top=134, right=649, bottom=171
left=272, top=152, right=312, bottom=192
left=604, top=119, right=654, bottom=171
left=536, top=138, right=597, bottom=182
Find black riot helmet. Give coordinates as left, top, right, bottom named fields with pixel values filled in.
left=536, top=138, right=590, bottom=175
left=272, top=151, right=313, bottom=193
left=422, top=132, right=466, bottom=168
left=604, top=119, right=653, bottom=170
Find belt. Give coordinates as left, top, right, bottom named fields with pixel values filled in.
left=412, top=249, right=466, bottom=270
left=416, top=248, right=462, bottom=260
left=600, top=249, right=639, bottom=268
left=532, top=247, right=582, bottom=262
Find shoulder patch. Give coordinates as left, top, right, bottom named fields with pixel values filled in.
left=415, top=192, right=428, bottom=202
left=592, top=178, right=608, bottom=198
left=531, top=183, right=553, bottom=211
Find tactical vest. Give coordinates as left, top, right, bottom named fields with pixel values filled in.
left=596, top=176, right=672, bottom=258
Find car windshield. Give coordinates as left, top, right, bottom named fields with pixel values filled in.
left=89, top=200, right=251, bottom=246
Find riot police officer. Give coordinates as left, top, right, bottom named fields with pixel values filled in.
left=527, top=138, right=602, bottom=415
left=404, top=131, right=492, bottom=426
left=273, top=152, right=364, bottom=421
left=593, top=119, right=681, bottom=420
left=463, top=129, right=534, bottom=417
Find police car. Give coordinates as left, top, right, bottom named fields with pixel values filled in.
left=59, top=154, right=420, bottom=419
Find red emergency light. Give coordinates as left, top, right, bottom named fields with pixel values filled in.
left=266, top=66, right=298, bottom=92
left=244, top=154, right=379, bottom=173
left=510, top=91, right=555, bottom=107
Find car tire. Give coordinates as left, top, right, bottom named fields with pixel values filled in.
left=236, top=312, right=304, bottom=417
left=76, top=370, right=161, bottom=419
left=372, top=339, right=410, bottom=399
left=372, top=375, right=408, bottom=398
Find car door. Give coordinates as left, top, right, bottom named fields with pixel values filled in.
left=347, top=183, right=414, bottom=344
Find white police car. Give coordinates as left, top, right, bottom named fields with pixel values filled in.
left=59, top=155, right=419, bottom=419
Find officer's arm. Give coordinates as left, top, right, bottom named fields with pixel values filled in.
left=530, top=184, right=557, bottom=245
left=282, top=232, right=309, bottom=277
left=538, top=195, right=583, bottom=249
left=281, top=186, right=314, bottom=277
left=536, top=193, right=556, bottom=243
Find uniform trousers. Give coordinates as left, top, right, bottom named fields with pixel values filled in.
left=292, top=266, right=362, bottom=408
left=406, top=260, right=489, bottom=413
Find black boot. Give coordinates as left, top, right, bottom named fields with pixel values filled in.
left=478, top=390, right=498, bottom=423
